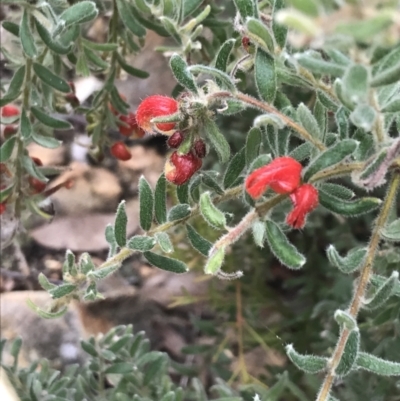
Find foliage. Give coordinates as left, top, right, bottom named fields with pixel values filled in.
left=1, top=0, right=400, bottom=400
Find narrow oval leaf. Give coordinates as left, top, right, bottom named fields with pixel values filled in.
left=350, top=104, right=376, bottom=131
left=139, top=176, right=154, bottom=231
left=0, top=136, right=17, bottom=162
left=189, top=65, right=236, bottom=91
left=223, top=148, right=246, bottom=189
left=201, top=172, right=224, bottom=195
left=265, top=220, right=306, bottom=269
left=215, top=38, right=236, bottom=73
left=320, top=183, right=355, bottom=201
left=335, top=329, right=360, bottom=377
left=342, top=64, right=369, bottom=104
left=114, top=201, right=127, bottom=247
left=176, top=181, right=189, bottom=203
left=48, top=283, right=77, bottom=299
left=20, top=10, right=37, bottom=58
left=168, top=204, right=191, bottom=221
left=2, top=21, right=19, bottom=37
left=296, top=54, right=345, bottom=77
left=204, top=247, right=225, bottom=275
left=371, top=62, right=400, bottom=87
left=246, top=17, right=274, bottom=53
left=286, top=344, right=327, bottom=374
left=31, top=107, right=72, bottom=129
left=0, top=65, right=25, bottom=107
left=381, top=218, right=400, bottom=242
left=127, top=235, right=156, bottom=252
left=252, top=220, right=266, bottom=247
left=272, top=0, right=287, bottom=48
left=304, top=139, right=358, bottom=181
left=202, top=118, right=230, bottom=163
left=31, top=132, right=61, bottom=149
left=143, top=252, right=188, bottom=273
left=319, top=191, right=381, bottom=217
left=245, top=127, right=262, bottom=167
left=355, top=352, right=400, bottom=376
left=334, top=310, right=357, bottom=330
left=255, top=48, right=276, bottom=103
left=363, top=271, right=399, bottom=310
left=116, top=53, right=149, bottom=78
left=297, top=103, right=320, bottom=140
left=87, top=264, right=120, bottom=280
left=154, top=174, right=167, bottom=224
left=170, top=54, right=198, bottom=94
left=155, top=232, right=174, bottom=253
left=233, top=0, right=256, bottom=20
left=186, top=224, right=212, bottom=256
left=34, top=18, right=71, bottom=55
left=59, top=1, right=98, bottom=27
left=327, top=245, right=367, bottom=274
left=33, top=63, right=71, bottom=93
left=199, top=192, right=226, bottom=229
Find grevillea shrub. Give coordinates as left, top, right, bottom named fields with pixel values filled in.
left=1, top=0, right=400, bottom=400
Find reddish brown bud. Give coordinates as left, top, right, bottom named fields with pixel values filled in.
left=193, top=139, right=207, bottom=158
left=29, top=177, right=47, bottom=194
left=167, top=131, right=184, bottom=148
left=3, top=125, right=17, bottom=138
left=118, top=112, right=145, bottom=138
left=110, top=141, right=132, bottom=161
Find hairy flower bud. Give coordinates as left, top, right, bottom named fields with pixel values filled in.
left=136, top=95, right=178, bottom=134
left=1, top=105, right=20, bottom=118
left=110, top=142, right=132, bottom=161
left=118, top=112, right=145, bottom=138
left=167, top=131, right=184, bottom=148
left=286, top=184, right=319, bottom=229
left=165, top=151, right=202, bottom=185
left=246, top=156, right=302, bottom=199
left=193, top=139, right=207, bottom=158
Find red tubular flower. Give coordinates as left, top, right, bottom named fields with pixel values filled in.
left=245, top=156, right=302, bottom=199
left=165, top=151, right=202, bottom=185
left=1, top=105, right=20, bottom=118
left=286, top=184, right=319, bottom=229
left=136, top=95, right=178, bottom=134
left=118, top=112, right=145, bottom=138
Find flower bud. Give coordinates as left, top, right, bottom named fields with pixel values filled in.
left=0, top=202, right=6, bottom=215
left=3, top=125, right=17, bottom=138
left=193, top=139, right=207, bottom=158
left=110, top=141, right=132, bottom=161
left=167, top=131, right=184, bottom=148
left=286, top=183, right=319, bottom=229
left=246, top=156, right=302, bottom=199
left=118, top=112, right=145, bottom=138
left=136, top=95, right=178, bottom=134
left=165, top=151, right=202, bottom=185
left=28, top=177, right=47, bottom=194
left=1, top=105, right=20, bottom=118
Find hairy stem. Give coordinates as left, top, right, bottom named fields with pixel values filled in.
left=316, top=172, right=400, bottom=401
left=210, top=91, right=326, bottom=151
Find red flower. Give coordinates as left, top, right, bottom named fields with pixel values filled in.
left=110, top=142, right=132, bottom=161
left=0, top=202, right=6, bottom=215
left=3, top=125, right=17, bottom=138
left=1, top=105, right=20, bottom=118
left=286, top=184, right=319, bottom=229
left=118, top=113, right=145, bottom=138
left=136, top=95, right=178, bottom=134
left=193, top=139, right=207, bottom=158
left=245, top=156, right=302, bottom=199
left=167, top=131, right=184, bottom=148
left=165, top=151, right=202, bottom=185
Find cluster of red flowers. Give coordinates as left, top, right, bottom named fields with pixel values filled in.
left=245, top=156, right=319, bottom=229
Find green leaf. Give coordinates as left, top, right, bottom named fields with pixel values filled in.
left=81, top=340, right=98, bottom=357
left=186, top=224, right=212, bottom=256
left=248, top=154, right=272, bottom=172
left=252, top=220, right=266, bottom=247
left=34, top=18, right=71, bottom=55
left=320, top=183, right=354, bottom=200
left=255, top=48, right=276, bottom=103
left=176, top=181, right=189, bottom=203
left=350, top=104, right=376, bottom=131
left=79, top=253, right=95, bottom=274
left=199, top=192, right=226, bottom=229
left=87, top=264, right=120, bottom=280
left=170, top=54, right=198, bottom=94
left=265, top=220, right=306, bottom=270
left=33, top=63, right=71, bottom=93
left=317, top=90, right=339, bottom=112
left=0, top=184, right=14, bottom=203
left=215, top=38, right=235, bottom=74
left=143, top=252, right=188, bottom=273
left=0, top=136, right=16, bottom=162
left=286, top=344, right=327, bottom=374
left=297, top=103, right=320, bottom=140
left=272, top=0, right=287, bottom=48
left=319, top=191, right=381, bottom=217
left=246, top=18, right=274, bottom=53
left=381, top=97, right=400, bottom=113
left=168, top=204, right=191, bottom=221
left=48, top=283, right=77, bottom=299
left=371, top=62, right=400, bottom=87
left=0, top=65, right=25, bottom=107
left=201, top=172, right=224, bottom=195
left=31, top=107, right=72, bottom=129
left=2, top=21, right=19, bottom=37
left=82, top=39, right=118, bottom=51
left=139, top=176, right=154, bottom=231
left=335, top=329, right=360, bottom=377
left=233, top=0, right=256, bottom=20
left=105, top=362, right=133, bottom=374
left=38, top=272, right=56, bottom=291
left=58, top=1, right=98, bottom=28
left=202, top=118, right=230, bottom=163
left=22, top=155, right=47, bottom=182
left=127, top=235, right=156, bottom=252
left=303, top=139, right=358, bottom=181
left=31, top=132, right=61, bottom=149
left=116, top=54, right=149, bottom=79
left=83, top=46, right=109, bottom=70
left=355, top=352, right=400, bottom=376
left=381, top=218, right=400, bottom=242
left=334, top=310, right=357, bottom=331
left=114, top=201, right=127, bottom=247
left=159, top=16, right=182, bottom=44
left=188, top=65, right=236, bottom=91
left=223, top=148, right=246, bottom=189
left=364, top=271, right=399, bottom=310
left=10, top=337, right=23, bottom=360
left=335, top=107, right=349, bottom=139
left=245, top=127, right=262, bottom=167
left=20, top=10, right=37, bottom=58
left=359, top=148, right=387, bottom=181
left=155, top=232, right=174, bottom=253
left=342, top=64, right=369, bottom=104
left=115, top=0, right=146, bottom=36
left=154, top=174, right=167, bottom=224
left=26, top=299, right=67, bottom=319
left=289, top=142, right=313, bottom=162
left=204, top=247, right=225, bottom=275
left=296, top=53, right=345, bottom=77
